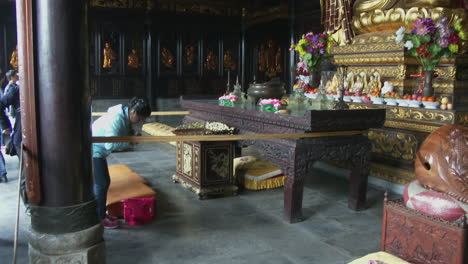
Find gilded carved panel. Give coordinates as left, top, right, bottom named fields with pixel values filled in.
left=388, top=108, right=454, bottom=124
left=183, top=143, right=193, bottom=176
left=368, top=130, right=418, bottom=161
left=370, top=163, right=415, bottom=184
left=345, top=65, right=406, bottom=79
left=455, top=112, right=468, bottom=127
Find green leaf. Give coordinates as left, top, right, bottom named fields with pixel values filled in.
left=421, top=35, right=431, bottom=43
left=428, top=44, right=442, bottom=57
left=410, top=35, right=421, bottom=48
left=409, top=50, right=418, bottom=57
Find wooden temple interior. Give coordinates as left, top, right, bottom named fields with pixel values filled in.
left=1, top=0, right=465, bottom=186
left=0, top=0, right=467, bottom=263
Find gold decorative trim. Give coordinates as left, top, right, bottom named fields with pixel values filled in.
left=384, top=121, right=440, bottom=133
left=90, top=0, right=154, bottom=9
left=333, top=54, right=406, bottom=65
left=388, top=107, right=454, bottom=123
left=352, top=7, right=467, bottom=34
left=172, top=174, right=238, bottom=197
left=344, top=65, right=406, bottom=79
left=370, top=162, right=415, bottom=184
left=332, top=42, right=403, bottom=55
left=455, top=112, right=468, bottom=127
left=368, top=130, right=418, bottom=161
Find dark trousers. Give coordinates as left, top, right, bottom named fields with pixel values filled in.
left=93, top=157, right=110, bottom=220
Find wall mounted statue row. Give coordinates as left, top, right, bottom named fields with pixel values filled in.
left=102, top=42, right=142, bottom=69
left=159, top=46, right=237, bottom=72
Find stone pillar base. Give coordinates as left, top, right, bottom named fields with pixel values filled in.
left=28, top=223, right=105, bottom=263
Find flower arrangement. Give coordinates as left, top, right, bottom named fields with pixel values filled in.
left=218, top=94, right=238, bottom=107
left=395, top=17, right=466, bottom=71
left=290, top=32, right=330, bottom=90
left=290, top=32, right=330, bottom=74
left=258, top=99, right=282, bottom=112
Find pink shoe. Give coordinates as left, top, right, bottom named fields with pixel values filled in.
left=102, top=217, right=118, bottom=229
left=106, top=215, right=119, bottom=221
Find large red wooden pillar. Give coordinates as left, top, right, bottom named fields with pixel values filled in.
left=16, top=0, right=104, bottom=262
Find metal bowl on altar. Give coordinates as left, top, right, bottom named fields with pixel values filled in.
left=247, top=78, right=286, bottom=103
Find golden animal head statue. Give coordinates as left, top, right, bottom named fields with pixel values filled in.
left=415, top=124, right=468, bottom=203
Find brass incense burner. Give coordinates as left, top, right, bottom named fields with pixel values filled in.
left=247, top=78, right=286, bottom=103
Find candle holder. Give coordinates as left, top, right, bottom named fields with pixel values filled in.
left=333, top=65, right=349, bottom=110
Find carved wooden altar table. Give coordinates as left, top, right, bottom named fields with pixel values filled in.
left=180, top=99, right=386, bottom=223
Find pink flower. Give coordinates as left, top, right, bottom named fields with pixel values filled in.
left=438, top=38, right=449, bottom=48
left=414, top=18, right=423, bottom=28
left=415, top=26, right=429, bottom=36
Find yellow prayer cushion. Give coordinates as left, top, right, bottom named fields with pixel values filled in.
left=348, top=251, right=411, bottom=264
left=142, top=122, right=176, bottom=146
left=236, top=159, right=286, bottom=190
left=233, top=156, right=257, bottom=176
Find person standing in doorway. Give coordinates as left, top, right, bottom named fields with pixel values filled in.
left=92, top=97, right=151, bottom=228
left=0, top=70, right=20, bottom=183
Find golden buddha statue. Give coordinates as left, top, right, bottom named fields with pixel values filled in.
left=204, top=50, right=217, bottom=71
left=320, top=0, right=355, bottom=45
left=352, top=0, right=465, bottom=35
left=127, top=48, right=141, bottom=69
left=10, top=45, right=18, bottom=70
left=223, top=49, right=236, bottom=71
left=102, top=42, right=116, bottom=69
left=161, top=47, right=174, bottom=69
left=354, top=0, right=462, bottom=13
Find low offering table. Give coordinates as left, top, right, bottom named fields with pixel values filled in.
left=180, top=99, right=385, bottom=223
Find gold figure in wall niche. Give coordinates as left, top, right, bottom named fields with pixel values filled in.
left=223, top=49, right=236, bottom=71
left=258, top=44, right=266, bottom=73
left=265, top=40, right=281, bottom=78
left=10, top=45, right=18, bottom=70
left=185, top=45, right=195, bottom=65
left=161, top=47, right=175, bottom=69
left=275, top=47, right=282, bottom=73
left=204, top=50, right=217, bottom=71
left=127, top=48, right=141, bottom=69
left=102, top=42, right=117, bottom=69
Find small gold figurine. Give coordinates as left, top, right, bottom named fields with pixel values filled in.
left=185, top=45, right=195, bottom=65
left=161, top=47, right=175, bottom=69
left=102, top=42, right=117, bottom=69
left=10, top=45, right=18, bottom=70
left=223, top=49, right=236, bottom=71
left=127, top=48, right=141, bottom=69
left=258, top=44, right=266, bottom=73
left=204, top=50, right=217, bottom=71
left=275, top=47, right=282, bottom=73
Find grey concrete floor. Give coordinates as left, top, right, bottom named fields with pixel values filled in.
left=0, top=141, right=397, bottom=264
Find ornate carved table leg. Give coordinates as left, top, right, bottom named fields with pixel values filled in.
left=348, top=136, right=371, bottom=210
left=283, top=154, right=308, bottom=223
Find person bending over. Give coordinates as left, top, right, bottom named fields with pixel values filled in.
left=92, top=97, right=151, bottom=228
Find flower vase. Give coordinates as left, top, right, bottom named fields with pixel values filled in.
left=309, top=71, right=320, bottom=89
left=422, top=70, right=435, bottom=98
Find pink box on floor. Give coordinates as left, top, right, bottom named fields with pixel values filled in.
left=123, top=196, right=155, bottom=226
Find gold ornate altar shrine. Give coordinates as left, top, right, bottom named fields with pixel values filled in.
left=174, top=141, right=238, bottom=199
left=327, top=3, right=468, bottom=184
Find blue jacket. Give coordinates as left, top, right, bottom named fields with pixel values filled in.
left=0, top=83, right=21, bottom=150
left=92, top=104, right=132, bottom=158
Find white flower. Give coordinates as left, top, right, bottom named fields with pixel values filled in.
left=395, top=26, right=406, bottom=43
left=404, top=40, right=414, bottom=50
left=396, top=26, right=406, bottom=35
left=395, top=34, right=404, bottom=43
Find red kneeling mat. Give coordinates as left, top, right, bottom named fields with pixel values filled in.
left=106, top=165, right=157, bottom=224
left=124, top=197, right=155, bottom=226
